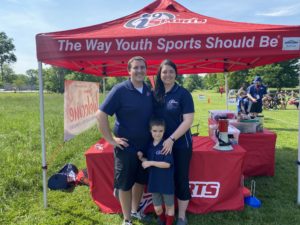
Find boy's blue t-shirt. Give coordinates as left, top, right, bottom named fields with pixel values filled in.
left=147, top=140, right=174, bottom=195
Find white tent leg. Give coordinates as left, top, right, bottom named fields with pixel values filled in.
left=102, top=77, right=106, bottom=97
left=38, top=61, right=47, bottom=208
left=297, top=68, right=300, bottom=205
left=225, top=72, right=228, bottom=110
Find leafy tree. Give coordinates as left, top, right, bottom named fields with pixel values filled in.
left=228, top=70, right=250, bottom=90
left=245, top=59, right=299, bottom=90
left=65, top=71, right=103, bottom=83
left=203, top=73, right=225, bottom=91
left=12, top=75, right=26, bottom=90
left=105, top=77, right=127, bottom=91
left=0, top=32, right=17, bottom=82
left=176, top=75, right=184, bottom=86
left=26, top=69, right=38, bottom=90
left=43, top=67, right=67, bottom=93
left=203, top=73, right=217, bottom=90
left=1, top=64, right=16, bottom=84
left=183, top=74, right=203, bottom=92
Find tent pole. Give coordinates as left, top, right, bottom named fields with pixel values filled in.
left=225, top=72, right=228, bottom=110
left=102, top=77, right=106, bottom=97
left=38, top=61, right=47, bottom=208
left=297, top=64, right=300, bottom=205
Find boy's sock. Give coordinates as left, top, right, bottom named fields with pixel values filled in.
left=166, top=215, right=174, bottom=225
left=158, top=213, right=166, bottom=222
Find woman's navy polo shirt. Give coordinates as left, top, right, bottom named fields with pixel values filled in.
left=247, top=84, right=267, bottom=104
left=100, top=79, right=153, bottom=151
left=147, top=141, right=174, bottom=195
left=154, top=83, right=195, bottom=149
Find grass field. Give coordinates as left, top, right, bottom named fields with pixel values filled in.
left=1, top=91, right=300, bottom=225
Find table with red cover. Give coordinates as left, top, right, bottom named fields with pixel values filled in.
left=208, top=118, right=277, bottom=177
left=239, top=129, right=277, bottom=177
left=85, top=136, right=246, bottom=214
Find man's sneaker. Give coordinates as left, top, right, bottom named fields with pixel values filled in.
left=176, top=217, right=188, bottom=225
left=131, top=211, right=143, bottom=220
left=122, top=220, right=132, bottom=225
left=131, top=211, right=152, bottom=222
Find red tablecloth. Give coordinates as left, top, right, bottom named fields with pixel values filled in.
left=239, top=129, right=277, bottom=177
left=85, top=136, right=246, bottom=214
left=208, top=118, right=277, bottom=177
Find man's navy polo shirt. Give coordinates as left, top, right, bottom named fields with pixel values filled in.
left=100, top=79, right=153, bottom=151
left=147, top=141, right=174, bottom=195
left=247, top=84, right=267, bottom=103
left=154, top=83, right=195, bottom=149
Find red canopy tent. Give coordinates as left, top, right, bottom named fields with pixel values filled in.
left=36, top=0, right=300, bottom=207
left=36, top=0, right=300, bottom=75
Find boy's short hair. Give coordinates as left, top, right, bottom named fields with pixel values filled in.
left=149, top=117, right=165, bottom=129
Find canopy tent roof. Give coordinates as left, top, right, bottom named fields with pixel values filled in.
left=36, top=0, right=300, bottom=76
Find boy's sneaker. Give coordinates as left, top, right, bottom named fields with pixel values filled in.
left=157, top=218, right=166, bottom=225
left=122, top=220, right=132, bottom=225
left=176, top=218, right=188, bottom=225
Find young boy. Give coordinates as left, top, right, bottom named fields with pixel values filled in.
left=137, top=118, right=175, bottom=225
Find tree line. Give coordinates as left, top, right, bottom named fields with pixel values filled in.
left=1, top=31, right=299, bottom=93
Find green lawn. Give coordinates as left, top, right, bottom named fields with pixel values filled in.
left=0, top=91, right=300, bottom=225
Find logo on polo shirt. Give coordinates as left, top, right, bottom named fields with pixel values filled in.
left=189, top=181, right=220, bottom=198
left=124, top=12, right=207, bottom=29
left=167, top=99, right=179, bottom=110
left=282, top=37, right=300, bottom=50
left=155, top=150, right=163, bottom=155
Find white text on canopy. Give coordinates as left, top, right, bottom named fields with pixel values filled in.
left=57, top=35, right=279, bottom=53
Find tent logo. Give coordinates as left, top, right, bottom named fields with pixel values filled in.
left=282, top=37, right=300, bottom=50
left=124, top=12, right=206, bottom=29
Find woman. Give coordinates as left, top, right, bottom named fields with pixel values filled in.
left=153, top=59, right=194, bottom=225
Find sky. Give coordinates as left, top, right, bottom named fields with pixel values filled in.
left=1, top=0, right=300, bottom=75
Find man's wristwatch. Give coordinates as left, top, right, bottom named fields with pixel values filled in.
left=169, top=135, right=176, bottom=142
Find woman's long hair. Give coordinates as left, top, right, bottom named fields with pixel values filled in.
left=154, top=59, right=178, bottom=105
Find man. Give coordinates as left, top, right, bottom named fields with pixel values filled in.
left=95, top=56, right=153, bottom=225
left=247, top=76, right=268, bottom=117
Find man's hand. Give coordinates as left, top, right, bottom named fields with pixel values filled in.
left=111, top=137, right=129, bottom=150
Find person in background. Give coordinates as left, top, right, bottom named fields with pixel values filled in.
left=288, top=91, right=299, bottom=109
left=219, top=85, right=224, bottom=97
left=247, top=76, right=268, bottom=117
left=237, top=83, right=249, bottom=115
left=137, top=118, right=175, bottom=225
left=153, top=59, right=194, bottom=225
left=95, top=56, right=153, bottom=225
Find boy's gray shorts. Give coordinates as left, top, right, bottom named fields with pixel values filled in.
left=152, top=193, right=174, bottom=207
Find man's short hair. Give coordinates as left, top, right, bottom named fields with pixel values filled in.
left=127, top=56, right=147, bottom=71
